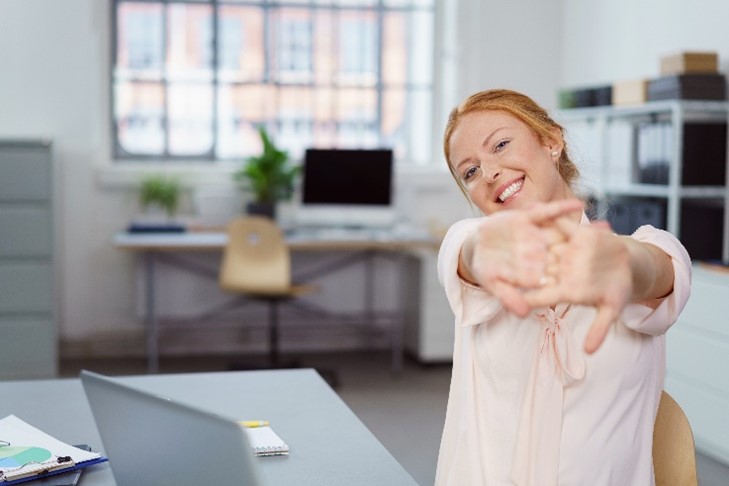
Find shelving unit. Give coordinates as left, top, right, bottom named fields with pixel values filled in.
left=555, top=100, right=729, bottom=263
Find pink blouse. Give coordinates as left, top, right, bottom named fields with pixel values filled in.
left=434, top=216, right=691, bottom=486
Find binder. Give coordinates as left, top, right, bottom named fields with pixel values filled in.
left=0, top=416, right=108, bottom=485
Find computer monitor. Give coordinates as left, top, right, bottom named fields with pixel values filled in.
left=296, top=148, right=396, bottom=228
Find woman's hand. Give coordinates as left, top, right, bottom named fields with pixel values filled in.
left=524, top=218, right=633, bottom=353
left=460, top=199, right=583, bottom=317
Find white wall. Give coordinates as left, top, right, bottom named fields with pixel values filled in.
left=561, top=0, right=729, bottom=87
left=454, top=0, right=564, bottom=110
left=0, top=0, right=561, bottom=348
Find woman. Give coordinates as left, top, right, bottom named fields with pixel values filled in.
left=435, top=89, right=691, bottom=486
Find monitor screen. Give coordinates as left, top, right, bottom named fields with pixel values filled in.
left=302, top=149, right=393, bottom=206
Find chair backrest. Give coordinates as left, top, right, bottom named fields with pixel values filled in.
left=219, top=216, right=291, bottom=295
left=653, top=390, right=698, bottom=486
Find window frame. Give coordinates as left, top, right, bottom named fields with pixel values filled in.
left=110, top=0, right=438, bottom=164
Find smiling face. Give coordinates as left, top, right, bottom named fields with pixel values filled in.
left=447, top=110, right=575, bottom=215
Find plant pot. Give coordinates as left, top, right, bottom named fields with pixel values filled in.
left=246, top=201, right=276, bottom=219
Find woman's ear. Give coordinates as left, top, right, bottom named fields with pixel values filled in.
left=545, top=128, right=564, bottom=159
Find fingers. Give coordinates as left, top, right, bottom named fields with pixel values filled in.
left=583, top=305, right=618, bottom=354
left=551, top=214, right=582, bottom=239
left=526, top=199, right=584, bottom=225
left=490, top=280, right=531, bottom=317
left=522, top=283, right=564, bottom=309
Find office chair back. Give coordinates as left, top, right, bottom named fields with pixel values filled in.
left=653, top=390, right=698, bottom=486
left=220, top=216, right=291, bottom=295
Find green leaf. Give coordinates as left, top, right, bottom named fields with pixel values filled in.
left=234, top=126, right=300, bottom=203
left=139, top=175, right=181, bottom=217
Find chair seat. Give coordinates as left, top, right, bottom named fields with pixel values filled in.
left=653, top=391, right=697, bottom=486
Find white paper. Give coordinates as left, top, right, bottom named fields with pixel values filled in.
left=0, top=415, right=101, bottom=474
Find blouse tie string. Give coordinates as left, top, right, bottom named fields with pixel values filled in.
left=510, top=306, right=586, bottom=486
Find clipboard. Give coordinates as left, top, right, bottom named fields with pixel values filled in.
left=35, top=445, right=91, bottom=486
left=0, top=416, right=108, bottom=485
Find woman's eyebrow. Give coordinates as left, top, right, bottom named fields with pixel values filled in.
left=454, top=126, right=509, bottom=171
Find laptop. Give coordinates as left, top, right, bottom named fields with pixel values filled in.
left=79, top=370, right=264, bottom=486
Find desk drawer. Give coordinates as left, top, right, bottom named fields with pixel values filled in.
left=0, top=317, right=56, bottom=379
left=0, top=262, right=53, bottom=313
left=0, top=207, right=52, bottom=257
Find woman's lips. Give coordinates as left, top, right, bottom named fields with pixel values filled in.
left=496, top=177, right=525, bottom=203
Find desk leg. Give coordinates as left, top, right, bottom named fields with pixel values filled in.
left=391, top=251, right=405, bottom=375
left=364, top=251, right=375, bottom=322
left=145, top=252, right=159, bottom=374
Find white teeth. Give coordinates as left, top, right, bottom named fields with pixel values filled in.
left=498, top=179, right=523, bottom=202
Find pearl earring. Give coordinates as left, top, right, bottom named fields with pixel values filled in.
left=551, top=151, right=559, bottom=157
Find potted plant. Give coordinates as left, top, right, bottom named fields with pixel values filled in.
left=138, top=174, right=181, bottom=219
left=234, top=126, right=300, bottom=219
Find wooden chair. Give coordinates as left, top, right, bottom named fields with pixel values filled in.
left=219, top=216, right=317, bottom=368
left=653, top=390, right=698, bottom=486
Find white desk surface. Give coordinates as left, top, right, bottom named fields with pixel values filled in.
left=0, top=369, right=418, bottom=486
left=113, top=227, right=441, bottom=251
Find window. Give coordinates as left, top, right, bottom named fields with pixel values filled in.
left=112, top=0, right=436, bottom=164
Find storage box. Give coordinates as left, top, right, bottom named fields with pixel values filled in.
left=660, top=51, right=718, bottom=76
left=612, top=79, right=649, bottom=105
left=565, top=85, right=612, bottom=107
left=647, top=74, right=726, bottom=101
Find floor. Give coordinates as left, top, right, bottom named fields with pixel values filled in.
left=60, top=351, right=729, bottom=486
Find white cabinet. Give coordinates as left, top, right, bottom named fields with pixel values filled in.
left=0, top=140, right=57, bottom=379
left=665, top=264, right=729, bottom=463
left=555, top=100, right=729, bottom=263
left=403, top=250, right=454, bottom=363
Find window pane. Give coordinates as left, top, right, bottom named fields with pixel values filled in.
left=383, top=0, right=435, bottom=6
left=116, top=2, right=164, bottom=79
left=167, top=3, right=213, bottom=82
left=326, top=0, right=378, bottom=6
left=336, top=88, right=378, bottom=146
left=312, top=9, right=336, bottom=84
left=271, top=8, right=313, bottom=83
left=382, top=12, right=406, bottom=85
left=277, top=86, right=315, bottom=159
left=115, top=81, right=165, bottom=155
left=408, top=10, right=434, bottom=85
left=218, top=6, right=265, bottom=82
left=382, top=88, right=405, bottom=147
left=309, top=88, right=337, bottom=146
left=217, top=84, right=276, bottom=159
left=168, top=83, right=213, bottom=155
left=383, top=87, right=433, bottom=163
left=337, top=10, right=378, bottom=86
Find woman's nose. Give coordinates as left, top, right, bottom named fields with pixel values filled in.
left=482, top=163, right=501, bottom=183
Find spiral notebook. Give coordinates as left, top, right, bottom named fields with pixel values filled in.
left=243, top=426, right=290, bottom=457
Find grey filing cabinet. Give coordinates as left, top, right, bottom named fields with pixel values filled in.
left=0, top=139, right=57, bottom=379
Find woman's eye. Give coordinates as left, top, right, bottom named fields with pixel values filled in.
left=494, top=139, right=510, bottom=152
left=463, top=166, right=479, bottom=181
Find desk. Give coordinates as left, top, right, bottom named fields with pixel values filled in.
left=0, top=369, right=418, bottom=485
left=114, top=229, right=440, bottom=373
